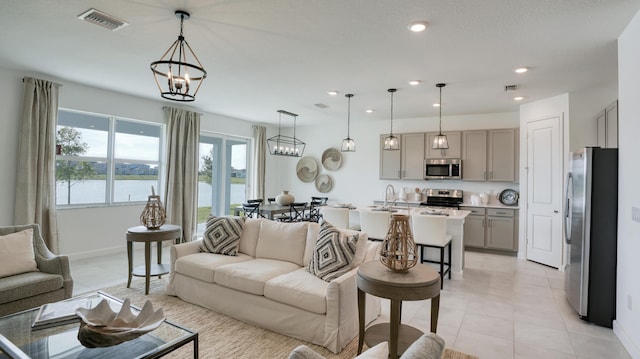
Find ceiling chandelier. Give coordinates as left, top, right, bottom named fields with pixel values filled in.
left=383, top=88, right=399, bottom=151
left=341, top=94, right=356, bottom=152
left=267, top=110, right=306, bottom=157
left=432, top=83, right=449, bottom=149
left=150, top=10, right=206, bottom=102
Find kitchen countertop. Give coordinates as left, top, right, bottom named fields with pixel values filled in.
left=372, top=200, right=519, bottom=210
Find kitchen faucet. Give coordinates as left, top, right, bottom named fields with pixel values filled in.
left=384, top=184, right=395, bottom=207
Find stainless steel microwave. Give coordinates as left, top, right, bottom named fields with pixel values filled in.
left=424, top=159, right=462, bottom=180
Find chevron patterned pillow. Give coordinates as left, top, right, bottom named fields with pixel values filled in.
left=200, top=215, right=245, bottom=255
left=307, top=221, right=358, bottom=281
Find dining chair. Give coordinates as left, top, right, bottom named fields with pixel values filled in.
left=267, top=197, right=276, bottom=204
left=307, top=197, right=328, bottom=222
left=359, top=209, right=391, bottom=241
left=277, top=202, right=308, bottom=222
left=247, top=199, right=264, bottom=204
left=320, top=207, right=350, bottom=229
left=410, top=214, right=452, bottom=289
left=242, top=202, right=263, bottom=218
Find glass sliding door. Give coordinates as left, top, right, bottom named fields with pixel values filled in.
left=198, top=134, right=250, bottom=234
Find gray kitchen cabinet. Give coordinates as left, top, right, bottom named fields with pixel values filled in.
left=461, top=207, right=486, bottom=248
left=425, top=131, right=462, bottom=159
left=463, top=128, right=518, bottom=182
left=596, top=100, right=618, bottom=148
left=462, top=207, right=518, bottom=252
left=379, top=134, right=401, bottom=179
left=486, top=209, right=517, bottom=251
left=401, top=133, right=425, bottom=179
left=461, top=131, right=487, bottom=181
left=488, top=129, right=516, bottom=182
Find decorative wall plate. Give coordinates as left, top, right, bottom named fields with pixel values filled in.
left=315, top=174, right=333, bottom=193
left=296, top=156, right=318, bottom=182
left=498, top=189, right=519, bottom=206
left=321, top=148, right=342, bottom=171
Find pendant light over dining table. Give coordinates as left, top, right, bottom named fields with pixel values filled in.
left=432, top=83, right=449, bottom=149
left=383, top=88, right=399, bottom=151
left=267, top=110, right=306, bottom=157
left=341, top=94, right=356, bottom=152
left=150, top=10, right=207, bottom=102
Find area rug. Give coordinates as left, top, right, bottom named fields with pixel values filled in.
left=100, top=279, right=478, bottom=359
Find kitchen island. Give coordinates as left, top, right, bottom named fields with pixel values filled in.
left=358, top=206, right=470, bottom=280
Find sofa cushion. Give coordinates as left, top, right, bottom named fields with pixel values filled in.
left=175, top=253, right=253, bottom=283
left=201, top=216, right=245, bottom=255
left=255, top=221, right=308, bottom=266
left=0, top=228, right=38, bottom=278
left=238, top=218, right=265, bottom=257
left=0, top=271, right=63, bottom=304
left=214, top=258, right=301, bottom=295
left=264, top=268, right=329, bottom=314
left=307, top=222, right=358, bottom=282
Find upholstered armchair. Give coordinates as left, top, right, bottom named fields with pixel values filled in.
left=0, top=224, right=73, bottom=316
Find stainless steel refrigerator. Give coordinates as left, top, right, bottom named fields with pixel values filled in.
left=564, top=147, right=618, bottom=328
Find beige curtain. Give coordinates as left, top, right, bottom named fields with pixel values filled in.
left=164, top=107, right=200, bottom=242
left=14, top=77, right=61, bottom=253
left=252, top=125, right=266, bottom=200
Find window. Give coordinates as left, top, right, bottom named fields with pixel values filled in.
left=56, top=109, right=162, bottom=206
left=197, top=133, right=249, bottom=232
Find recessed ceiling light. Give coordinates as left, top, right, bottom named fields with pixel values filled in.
left=366, top=109, right=374, bottom=113
left=514, top=96, right=524, bottom=101
left=408, top=21, right=429, bottom=32
left=328, top=90, right=339, bottom=96
left=514, top=67, right=528, bottom=74
left=409, top=80, right=421, bottom=86
left=432, top=103, right=440, bottom=107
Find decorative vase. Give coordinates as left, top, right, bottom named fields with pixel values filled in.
left=379, top=214, right=418, bottom=272
left=140, top=186, right=166, bottom=230
left=398, top=187, right=407, bottom=200
left=275, top=191, right=295, bottom=206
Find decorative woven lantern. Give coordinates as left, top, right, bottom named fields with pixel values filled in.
left=140, top=186, right=166, bottom=230
left=379, top=213, right=418, bottom=272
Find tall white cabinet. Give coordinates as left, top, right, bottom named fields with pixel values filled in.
left=596, top=100, right=618, bottom=148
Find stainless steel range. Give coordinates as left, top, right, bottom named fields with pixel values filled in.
left=420, top=189, right=463, bottom=209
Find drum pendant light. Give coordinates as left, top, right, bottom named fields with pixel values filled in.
left=341, top=94, right=356, bottom=152
left=383, top=88, right=399, bottom=151
left=432, top=83, right=449, bottom=149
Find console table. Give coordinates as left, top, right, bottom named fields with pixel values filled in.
left=126, top=224, right=182, bottom=295
left=357, top=261, right=440, bottom=359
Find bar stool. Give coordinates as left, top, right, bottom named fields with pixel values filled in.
left=410, top=214, right=452, bottom=289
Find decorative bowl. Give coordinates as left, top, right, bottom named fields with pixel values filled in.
left=75, top=298, right=165, bottom=348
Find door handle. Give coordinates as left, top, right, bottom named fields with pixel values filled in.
left=564, top=173, right=573, bottom=245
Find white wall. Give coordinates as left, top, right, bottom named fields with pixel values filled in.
left=0, top=66, right=270, bottom=258
left=615, top=11, right=640, bottom=358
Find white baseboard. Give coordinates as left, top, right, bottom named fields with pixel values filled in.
left=614, top=320, right=640, bottom=359
left=67, top=246, right=125, bottom=261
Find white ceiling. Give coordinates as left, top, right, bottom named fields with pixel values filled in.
left=1, top=0, right=639, bottom=126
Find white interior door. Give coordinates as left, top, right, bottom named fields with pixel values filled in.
left=526, top=115, right=563, bottom=268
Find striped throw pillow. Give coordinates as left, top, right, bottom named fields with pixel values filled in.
left=307, top=221, right=358, bottom=281
left=200, top=216, right=245, bottom=255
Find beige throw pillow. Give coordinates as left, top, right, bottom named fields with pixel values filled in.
left=0, top=228, right=38, bottom=278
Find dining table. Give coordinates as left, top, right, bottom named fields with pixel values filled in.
left=233, top=203, right=293, bottom=220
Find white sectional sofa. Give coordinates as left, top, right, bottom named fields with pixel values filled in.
left=166, top=218, right=381, bottom=354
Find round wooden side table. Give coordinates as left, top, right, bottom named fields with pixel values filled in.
left=126, top=224, right=182, bottom=295
left=357, top=260, right=440, bottom=359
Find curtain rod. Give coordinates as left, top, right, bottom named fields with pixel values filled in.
left=162, top=106, right=203, bottom=116
left=22, top=77, right=63, bottom=87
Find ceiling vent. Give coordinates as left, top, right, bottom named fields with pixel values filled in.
left=78, top=8, right=128, bottom=31
left=314, top=103, right=329, bottom=109
left=504, top=84, right=518, bottom=92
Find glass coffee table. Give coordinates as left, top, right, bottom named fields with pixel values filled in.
left=0, top=292, right=198, bottom=359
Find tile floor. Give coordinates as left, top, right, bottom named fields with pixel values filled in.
left=70, top=249, right=631, bottom=359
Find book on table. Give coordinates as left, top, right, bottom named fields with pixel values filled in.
left=31, top=292, right=122, bottom=330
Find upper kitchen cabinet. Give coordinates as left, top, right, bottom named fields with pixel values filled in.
left=597, top=100, right=618, bottom=148
left=401, top=133, right=426, bottom=180
left=462, top=130, right=487, bottom=181
left=379, top=134, right=401, bottom=179
left=462, top=128, right=518, bottom=182
left=488, top=129, right=516, bottom=182
left=425, top=131, right=462, bottom=159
